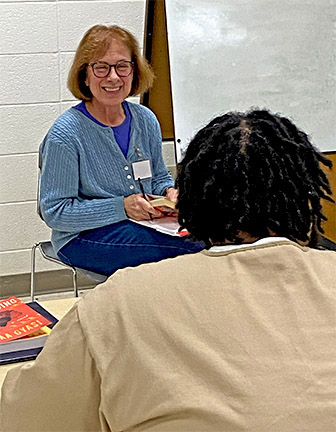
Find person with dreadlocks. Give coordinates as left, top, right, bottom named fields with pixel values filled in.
left=1, top=109, right=335, bottom=432
left=176, top=108, right=334, bottom=248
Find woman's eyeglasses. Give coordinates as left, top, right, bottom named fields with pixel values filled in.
left=88, top=61, right=134, bottom=78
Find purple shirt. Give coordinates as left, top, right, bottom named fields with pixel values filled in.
left=73, top=101, right=131, bottom=158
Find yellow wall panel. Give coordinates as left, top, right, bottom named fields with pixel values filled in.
left=322, top=153, right=336, bottom=242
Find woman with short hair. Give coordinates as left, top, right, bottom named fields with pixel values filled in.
left=39, top=24, right=204, bottom=276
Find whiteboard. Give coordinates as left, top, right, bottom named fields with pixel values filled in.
left=165, top=0, right=336, bottom=161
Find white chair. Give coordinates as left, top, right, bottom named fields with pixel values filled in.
left=30, top=146, right=107, bottom=301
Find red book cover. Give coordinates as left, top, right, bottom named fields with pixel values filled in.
left=0, top=296, right=52, bottom=344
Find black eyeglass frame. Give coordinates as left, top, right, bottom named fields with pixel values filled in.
left=88, top=61, right=135, bottom=78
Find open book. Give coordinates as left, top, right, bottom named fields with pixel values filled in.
left=146, top=194, right=177, bottom=216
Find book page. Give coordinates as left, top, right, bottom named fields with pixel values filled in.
left=130, top=217, right=188, bottom=237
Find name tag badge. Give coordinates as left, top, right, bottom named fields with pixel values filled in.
left=132, top=160, right=152, bottom=180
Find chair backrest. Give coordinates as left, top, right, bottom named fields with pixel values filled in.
left=37, top=142, right=44, bottom=220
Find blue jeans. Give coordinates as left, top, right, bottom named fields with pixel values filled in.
left=57, top=221, right=205, bottom=276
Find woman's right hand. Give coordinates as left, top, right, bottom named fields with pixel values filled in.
left=124, top=194, right=162, bottom=221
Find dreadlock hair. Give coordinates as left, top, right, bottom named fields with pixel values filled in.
left=176, top=108, right=333, bottom=247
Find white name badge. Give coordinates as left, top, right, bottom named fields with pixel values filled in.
left=132, top=160, right=152, bottom=180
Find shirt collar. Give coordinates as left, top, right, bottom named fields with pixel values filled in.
left=208, top=237, right=291, bottom=253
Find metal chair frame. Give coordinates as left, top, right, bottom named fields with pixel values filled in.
left=30, top=242, right=79, bottom=301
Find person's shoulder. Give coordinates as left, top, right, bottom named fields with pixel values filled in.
left=126, top=101, right=158, bottom=123
left=76, top=256, right=187, bottom=324
left=48, top=105, right=89, bottom=140
left=79, top=252, right=204, bottom=310
left=264, top=240, right=336, bottom=266
left=307, top=245, right=336, bottom=260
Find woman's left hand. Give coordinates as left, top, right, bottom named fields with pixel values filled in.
left=165, top=187, right=179, bottom=203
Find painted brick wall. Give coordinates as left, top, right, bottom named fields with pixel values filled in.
left=0, top=0, right=166, bottom=277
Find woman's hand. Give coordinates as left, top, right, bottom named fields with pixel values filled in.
left=124, top=194, right=162, bottom=221
left=165, top=187, right=179, bottom=203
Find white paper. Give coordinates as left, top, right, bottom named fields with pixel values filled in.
left=130, top=217, right=188, bottom=237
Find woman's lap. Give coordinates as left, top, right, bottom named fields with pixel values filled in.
left=57, top=220, right=204, bottom=275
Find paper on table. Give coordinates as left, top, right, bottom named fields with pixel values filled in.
left=130, top=216, right=188, bottom=237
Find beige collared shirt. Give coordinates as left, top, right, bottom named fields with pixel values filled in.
left=1, top=240, right=336, bottom=431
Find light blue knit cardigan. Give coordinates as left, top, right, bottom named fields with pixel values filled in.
left=39, top=102, right=174, bottom=253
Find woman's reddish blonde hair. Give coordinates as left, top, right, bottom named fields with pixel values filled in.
left=68, top=24, right=155, bottom=100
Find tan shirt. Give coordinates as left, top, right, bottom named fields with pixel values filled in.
left=1, top=240, right=336, bottom=431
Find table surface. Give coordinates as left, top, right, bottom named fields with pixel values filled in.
left=0, top=296, right=79, bottom=392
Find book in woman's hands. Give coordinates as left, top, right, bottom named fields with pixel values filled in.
left=146, top=194, right=176, bottom=215
left=131, top=194, right=188, bottom=236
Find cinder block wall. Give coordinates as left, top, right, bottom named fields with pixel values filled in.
left=0, top=0, right=174, bottom=286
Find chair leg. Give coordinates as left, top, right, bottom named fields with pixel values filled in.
left=30, top=243, right=40, bottom=302
left=71, top=268, right=79, bottom=298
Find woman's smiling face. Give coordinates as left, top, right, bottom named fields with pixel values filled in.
left=85, top=39, right=133, bottom=109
